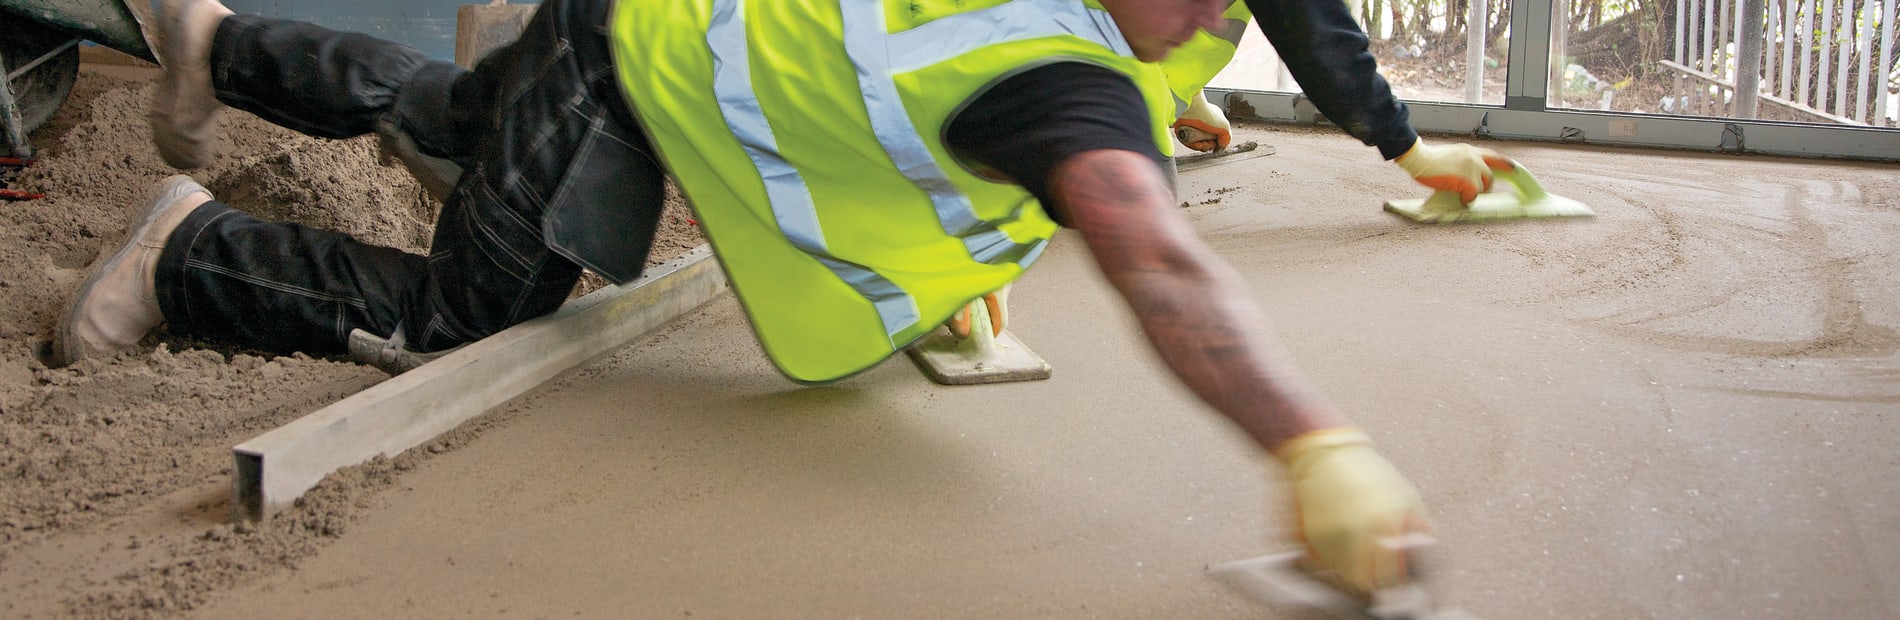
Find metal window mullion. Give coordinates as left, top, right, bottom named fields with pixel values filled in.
left=1551, top=0, right=1570, bottom=108
left=1506, top=0, right=1555, bottom=110
left=1879, top=0, right=1896, bottom=125
left=1466, top=0, right=1487, bottom=103
left=1739, top=0, right=1768, bottom=117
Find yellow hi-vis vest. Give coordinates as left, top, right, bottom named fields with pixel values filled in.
left=1158, top=0, right=1252, bottom=114
left=609, top=0, right=1174, bottom=383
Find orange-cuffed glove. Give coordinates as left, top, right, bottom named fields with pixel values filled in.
left=1275, top=427, right=1431, bottom=596
left=1172, top=91, right=1232, bottom=153
left=1393, top=138, right=1517, bottom=203
left=946, top=285, right=1009, bottom=339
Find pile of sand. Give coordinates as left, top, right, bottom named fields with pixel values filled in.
left=0, top=68, right=702, bottom=615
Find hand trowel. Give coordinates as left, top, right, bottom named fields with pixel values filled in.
left=1207, top=534, right=1479, bottom=620
left=1384, top=162, right=1594, bottom=224
left=905, top=290, right=1051, bottom=385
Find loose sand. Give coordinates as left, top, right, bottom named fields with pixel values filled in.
left=0, top=67, right=702, bottom=617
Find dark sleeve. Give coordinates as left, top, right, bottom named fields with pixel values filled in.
left=944, top=62, right=1163, bottom=223
left=1244, top=0, right=1419, bottom=160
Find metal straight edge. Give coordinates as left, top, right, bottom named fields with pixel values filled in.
left=1503, top=0, right=1552, bottom=107
left=232, top=245, right=728, bottom=522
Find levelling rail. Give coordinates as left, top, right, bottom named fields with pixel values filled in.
left=233, top=246, right=727, bottom=521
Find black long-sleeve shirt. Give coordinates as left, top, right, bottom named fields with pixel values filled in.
left=1244, top=0, right=1419, bottom=158
left=946, top=0, right=1417, bottom=213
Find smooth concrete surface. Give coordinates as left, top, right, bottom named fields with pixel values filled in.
left=195, top=125, right=1900, bottom=619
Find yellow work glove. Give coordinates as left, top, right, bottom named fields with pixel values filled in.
left=1393, top=138, right=1516, bottom=203
left=1172, top=91, right=1232, bottom=153
left=1276, top=427, right=1430, bottom=595
left=946, top=285, right=1009, bottom=339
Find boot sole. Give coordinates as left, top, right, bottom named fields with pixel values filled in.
left=51, top=175, right=210, bottom=367
left=149, top=0, right=230, bottom=170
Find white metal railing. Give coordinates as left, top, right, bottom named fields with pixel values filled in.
left=1667, top=0, right=1898, bottom=126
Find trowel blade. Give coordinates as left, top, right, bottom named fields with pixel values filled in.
left=1383, top=163, right=1595, bottom=224
left=904, top=328, right=1052, bottom=385
left=1210, top=552, right=1379, bottom=619
left=1383, top=191, right=1595, bottom=223
left=1208, top=551, right=1479, bottom=620
left=1176, top=141, right=1276, bottom=172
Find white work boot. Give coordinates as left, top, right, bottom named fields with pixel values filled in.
left=51, top=176, right=212, bottom=367
left=148, top=0, right=235, bottom=170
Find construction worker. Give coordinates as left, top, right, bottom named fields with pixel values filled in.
left=1162, top=0, right=1253, bottom=153
left=54, top=0, right=1511, bottom=596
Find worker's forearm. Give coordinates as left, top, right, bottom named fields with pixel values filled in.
left=1114, top=247, right=1345, bottom=451
left=1051, top=151, right=1347, bottom=452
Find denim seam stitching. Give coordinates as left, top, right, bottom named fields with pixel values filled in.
left=181, top=258, right=371, bottom=307
left=174, top=209, right=240, bottom=332
left=471, top=180, right=538, bottom=272
left=461, top=185, right=535, bottom=284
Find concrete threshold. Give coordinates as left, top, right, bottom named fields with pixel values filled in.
left=231, top=246, right=728, bottom=521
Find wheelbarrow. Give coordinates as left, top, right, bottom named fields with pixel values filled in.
left=0, top=0, right=156, bottom=158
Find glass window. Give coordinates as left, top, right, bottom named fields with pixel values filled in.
left=1209, top=0, right=1511, bottom=106
left=1554, top=0, right=1899, bottom=127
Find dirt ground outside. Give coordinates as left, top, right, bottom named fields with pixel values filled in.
left=0, top=66, right=702, bottom=616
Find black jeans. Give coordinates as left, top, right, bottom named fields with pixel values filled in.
left=156, top=0, right=668, bottom=355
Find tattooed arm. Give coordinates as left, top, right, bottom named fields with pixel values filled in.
left=1048, top=149, right=1430, bottom=594
left=1045, top=149, right=1346, bottom=452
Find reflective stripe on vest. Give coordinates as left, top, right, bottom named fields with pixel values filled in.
left=704, top=0, right=1127, bottom=340
left=612, top=0, right=1171, bottom=382
left=707, top=0, right=919, bottom=335
left=884, top=1, right=1133, bottom=72
left=843, top=1, right=1109, bottom=266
